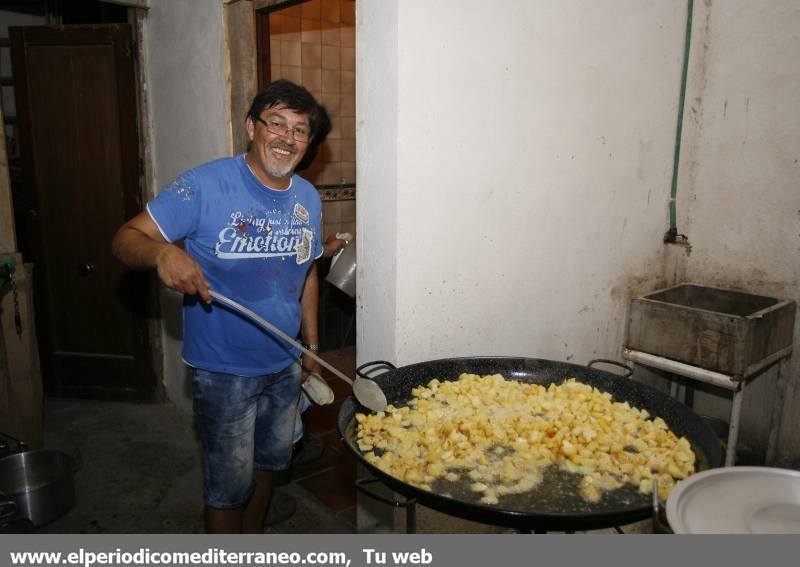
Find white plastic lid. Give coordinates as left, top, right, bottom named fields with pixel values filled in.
left=666, top=466, right=800, bottom=533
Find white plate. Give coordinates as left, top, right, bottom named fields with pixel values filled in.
left=666, top=467, right=800, bottom=533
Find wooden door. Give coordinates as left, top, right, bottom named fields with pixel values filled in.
left=10, top=24, right=154, bottom=400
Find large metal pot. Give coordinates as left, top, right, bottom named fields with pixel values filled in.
left=337, top=357, right=724, bottom=532
left=0, top=450, right=80, bottom=527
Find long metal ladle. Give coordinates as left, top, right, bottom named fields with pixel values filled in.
left=209, top=290, right=388, bottom=413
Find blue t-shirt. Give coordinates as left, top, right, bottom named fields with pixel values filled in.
left=147, top=155, right=323, bottom=376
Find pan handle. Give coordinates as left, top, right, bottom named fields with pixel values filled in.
left=587, top=359, right=633, bottom=379
left=356, top=360, right=396, bottom=380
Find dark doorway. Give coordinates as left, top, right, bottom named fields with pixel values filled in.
left=1, top=0, right=128, bottom=262
left=9, top=22, right=154, bottom=400
left=255, top=0, right=357, bottom=352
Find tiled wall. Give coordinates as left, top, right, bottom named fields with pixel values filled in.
left=269, top=0, right=355, bottom=189
left=320, top=198, right=355, bottom=243
left=269, top=0, right=356, bottom=241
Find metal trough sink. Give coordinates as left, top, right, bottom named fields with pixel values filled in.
left=627, top=283, right=796, bottom=377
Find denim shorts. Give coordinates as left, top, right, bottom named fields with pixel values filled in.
left=192, top=362, right=302, bottom=509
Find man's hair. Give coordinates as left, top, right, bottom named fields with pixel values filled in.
left=247, top=79, right=323, bottom=140
left=296, top=102, right=331, bottom=172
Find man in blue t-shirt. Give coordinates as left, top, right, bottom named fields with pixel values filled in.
left=112, top=81, right=325, bottom=533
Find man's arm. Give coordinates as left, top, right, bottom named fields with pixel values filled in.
left=299, top=261, right=321, bottom=377
left=111, top=211, right=212, bottom=303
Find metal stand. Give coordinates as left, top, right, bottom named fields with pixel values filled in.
left=355, top=478, right=417, bottom=534
left=624, top=348, right=791, bottom=466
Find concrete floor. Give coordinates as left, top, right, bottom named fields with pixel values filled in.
left=37, top=395, right=355, bottom=534
left=40, top=396, right=205, bottom=533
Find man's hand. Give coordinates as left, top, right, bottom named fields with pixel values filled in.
left=323, top=232, right=352, bottom=258
left=112, top=211, right=212, bottom=304
left=155, top=244, right=212, bottom=304
left=301, top=355, right=322, bottom=383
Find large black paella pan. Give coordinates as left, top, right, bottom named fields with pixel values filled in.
left=336, top=357, right=724, bottom=532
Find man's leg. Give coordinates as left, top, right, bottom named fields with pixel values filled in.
left=252, top=362, right=303, bottom=532
left=242, top=470, right=274, bottom=533
left=292, top=414, right=325, bottom=466
left=193, top=369, right=261, bottom=534
left=205, top=506, right=243, bottom=534
left=291, top=392, right=325, bottom=467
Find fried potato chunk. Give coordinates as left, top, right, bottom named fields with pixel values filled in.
left=356, top=374, right=695, bottom=504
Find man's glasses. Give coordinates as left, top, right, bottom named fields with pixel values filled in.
left=254, top=116, right=311, bottom=143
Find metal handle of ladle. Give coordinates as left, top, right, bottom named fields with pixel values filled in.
left=208, top=290, right=354, bottom=387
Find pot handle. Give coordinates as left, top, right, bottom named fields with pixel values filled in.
left=587, top=359, right=633, bottom=379
left=356, top=360, right=396, bottom=380
left=0, top=431, right=28, bottom=453
left=0, top=491, right=17, bottom=520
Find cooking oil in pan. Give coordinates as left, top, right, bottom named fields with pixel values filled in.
left=348, top=421, right=712, bottom=518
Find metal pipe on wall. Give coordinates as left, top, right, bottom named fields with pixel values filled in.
left=664, top=0, right=694, bottom=245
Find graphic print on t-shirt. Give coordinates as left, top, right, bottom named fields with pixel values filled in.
left=215, top=207, right=313, bottom=264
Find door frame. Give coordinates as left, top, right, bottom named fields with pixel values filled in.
left=130, top=8, right=164, bottom=399
left=255, top=0, right=313, bottom=89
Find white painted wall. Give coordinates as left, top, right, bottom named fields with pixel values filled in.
left=359, top=0, right=800, bottom=483
left=142, top=0, right=231, bottom=411
left=358, top=0, right=685, bottom=367
left=356, top=1, right=400, bottom=367
left=676, top=0, right=800, bottom=466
